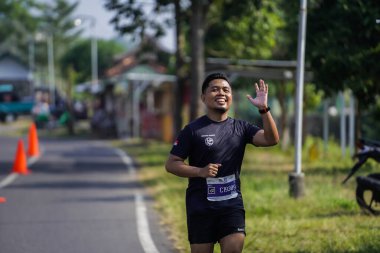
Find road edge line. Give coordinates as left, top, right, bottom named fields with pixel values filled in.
left=115, top=148, right=160, bottom=253
left=0, top=146, right=44, bottom=189
left=0, top=173, right=18, bottom=189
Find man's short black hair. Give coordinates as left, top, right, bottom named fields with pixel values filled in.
left=202, top=72, right=230, bottom=94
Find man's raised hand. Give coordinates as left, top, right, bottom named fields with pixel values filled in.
left=246, top=79, right=268, bottom=110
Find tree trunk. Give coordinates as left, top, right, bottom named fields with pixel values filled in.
left=277, top=81, right=290, bottom=150
left=65, top=66, right=76, bottom=135
left=356, top=101, right=362, bottom=149
left=190, top=0, right=206, bottom=121
left=173, top=0, right=185, bottom=138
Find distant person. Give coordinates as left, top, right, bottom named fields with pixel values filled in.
left=165, top=72, right=279, bottom=253
left=32, top=91, right=50, bottom=128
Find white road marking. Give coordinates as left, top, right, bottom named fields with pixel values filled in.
left=0, top=173, right=18, bottom=189
left=135, top=192, right=160, bottom=253
left=115, top=148, right=160, bottom=253
left=0, top=147, right=42, bottom=189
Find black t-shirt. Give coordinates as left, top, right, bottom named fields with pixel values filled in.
left=170, top=115, right=260, bottom=215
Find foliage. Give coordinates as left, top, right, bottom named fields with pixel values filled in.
left=60, top=39, right=124, bottom=84
left=303, top=82, right=324, bottom=111
left=306, top=0, right=380, bottom=107
left=104, top=0, right=175, bottom=40
left=0, top=0, right=41, bottom=62
left=274, top=0, right=301, bottom=60
left=206, top=0, right=284, bottom=59
left=36, top=0, right=80, bottom=65
left=0, top=0, right=90, bottom=86
left=274, top=0, right=380, bottom=143
left=104, top=0, right=290, bottom=123
left=361, top=100, right=380, bottom=140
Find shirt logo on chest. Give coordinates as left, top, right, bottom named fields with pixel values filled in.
left=205, top=137, right=214, bottom=146
left=202, top=134, right=215, bottom=147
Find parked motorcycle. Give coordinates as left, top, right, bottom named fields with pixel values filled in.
left=342, top=139, right=380, bottom=215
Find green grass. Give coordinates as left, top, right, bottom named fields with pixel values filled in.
left=0, top=116, right=32, bottom=137
left=113, top=138, right=380, bottom=253
left=0, top=116, right=93, bottom=139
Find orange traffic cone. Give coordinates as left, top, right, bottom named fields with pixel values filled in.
left=12, top=139, right=30, bottom=175
left=27, top=122, right=40, bottom=157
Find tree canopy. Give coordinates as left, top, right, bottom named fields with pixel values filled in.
left=0, top=0, right=41, bottom=62
left=60, top=39, right=124, bottom=84
left=306, top=0, right=380, bottom=107
left=205, top=0, right=284, bottom=60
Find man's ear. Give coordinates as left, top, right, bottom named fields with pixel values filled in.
left=201, top=93, right=205, bottom=103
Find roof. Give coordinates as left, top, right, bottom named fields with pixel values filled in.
left=0, top=53, right=31, bottom=81
left=105, top=36, right=170, bottom=78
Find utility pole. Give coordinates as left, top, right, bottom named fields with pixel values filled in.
left=47, top=33, right=55, bottom=106
left=289, top=0, right=308, bottom=198
left=74, top=15, right=98, bottom=89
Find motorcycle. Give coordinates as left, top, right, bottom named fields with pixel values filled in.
left=342, top=139, right=380, bottom=215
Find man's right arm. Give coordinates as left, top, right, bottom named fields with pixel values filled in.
left=165, top=154, right=220, bottom=178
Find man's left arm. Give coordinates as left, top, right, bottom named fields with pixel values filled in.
left=252, top=111, right=279, bottom=147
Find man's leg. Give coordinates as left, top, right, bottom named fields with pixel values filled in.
left=188, top=212, right=216, bottom=253
left=190, top=243, right=214, bottom=253
left=219, top=233, right=245, bottom=253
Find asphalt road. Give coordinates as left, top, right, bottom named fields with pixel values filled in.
left=0, top=133, right=177, bottom=253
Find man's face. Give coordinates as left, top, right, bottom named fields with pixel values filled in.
left=201, top=79, right=232, bottom=113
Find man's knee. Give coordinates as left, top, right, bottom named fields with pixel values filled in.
left=190, top=243, right=214, bottom=253
left=220, top=233, right=245, bottom=253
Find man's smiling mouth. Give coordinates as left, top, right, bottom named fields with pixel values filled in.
left=215, top=97, right=227, bottom=104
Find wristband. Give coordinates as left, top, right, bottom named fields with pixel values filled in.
left=259, top=106, right=270, bottom=114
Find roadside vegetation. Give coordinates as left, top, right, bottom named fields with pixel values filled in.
left=113, top=138, right=380, bottom=253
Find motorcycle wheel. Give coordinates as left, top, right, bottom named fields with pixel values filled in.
left=356, top=176, right=380, bottom=216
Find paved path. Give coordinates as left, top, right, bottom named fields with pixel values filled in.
left=0, top=135, right=176, bottom=253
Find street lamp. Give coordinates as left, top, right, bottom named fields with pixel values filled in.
left=74, top=15, right=98, bottom=90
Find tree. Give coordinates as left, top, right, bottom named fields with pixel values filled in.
left=60, top=39, right=124, bottom=84
left=189, top=1, right=208, bottom=120
left=173, top=0, right=188, bottom=136
left=276, top=0, right=380, bottom=144
left=0, top=0, right=41, bottom=62
left=0, top=0, right=83, bottom=89
left=306, top=0, right=380, bottom=107
left=37, top=0, right=80, bottom=65
left=186, top=0, right=284, bottom=119
left=205, top=0, right=284, bottom=60
left=104, top=1, right=289, bottom=126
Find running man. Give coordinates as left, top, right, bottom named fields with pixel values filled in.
left=165, top=72, right=279, bottom=253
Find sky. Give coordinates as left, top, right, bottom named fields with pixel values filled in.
left=72, top=0, right=175, bottom=52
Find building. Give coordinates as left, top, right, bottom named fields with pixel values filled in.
left=0, top=52, right=33, bottom=99
left=95, top=37, right=176, bottom=142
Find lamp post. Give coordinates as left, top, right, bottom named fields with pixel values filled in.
left=47, top=33, right=55, bottom=106
left=289, top=0, right=308, bottom=198
left=74, top=15, right=98, bottom=89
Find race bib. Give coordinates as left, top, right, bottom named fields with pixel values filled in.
left=206, top=174, right=238, bottom=201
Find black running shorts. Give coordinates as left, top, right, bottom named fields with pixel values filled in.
left=187, top=208, right=245, bottom=244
